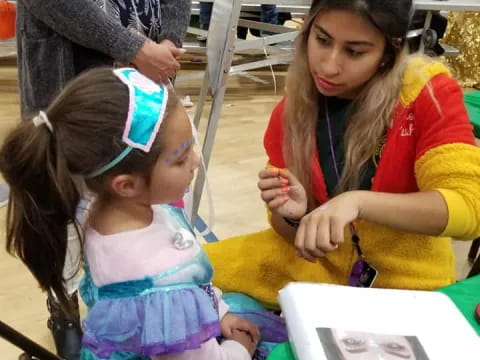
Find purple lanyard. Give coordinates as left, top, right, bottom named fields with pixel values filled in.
left=324, top=97, right=361, bottom=254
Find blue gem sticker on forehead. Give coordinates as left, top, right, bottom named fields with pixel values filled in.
left=115, top=68, right=168, bottom=152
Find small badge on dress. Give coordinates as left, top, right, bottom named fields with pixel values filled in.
left=173, top=228, right=195, bottom=250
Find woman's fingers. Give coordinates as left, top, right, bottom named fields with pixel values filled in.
left=261, top=188, right=288, bottom=203
left=278, top=168, right=299, bottom=186
left=258, top=167, right=280, bottom=179
left=268, top=195, right=288, bottom=209
left=295, top=214, right=343, bottom=261
left=295, top=220, right=320, bottom=262
left=305, top=217, right=329, bottom=258
left=258, top=168, right=289, bottom=195
left=258, top=177, right=288, bottom=191
left=330, top=216, right=345, bottom=246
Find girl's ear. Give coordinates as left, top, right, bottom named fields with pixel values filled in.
left=109, top=174, right=146, bottom=198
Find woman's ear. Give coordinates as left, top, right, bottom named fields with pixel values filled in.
left=380, top=42, right=401, bottom=70
left=380, top=50, right=391, bottom=67
left=109, top=174, right=146, bottom=198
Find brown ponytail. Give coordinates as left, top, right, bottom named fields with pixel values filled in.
left=0, top=119, right=81, bottom=311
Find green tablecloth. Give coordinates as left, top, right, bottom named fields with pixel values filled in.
left=465, top=90, right=480, bottom=137
left=267, top=275, right=480, bottom=360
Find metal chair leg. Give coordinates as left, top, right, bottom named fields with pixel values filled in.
left=467, top=238, right=480, bottom=278
left=468, top=237, right=480, bottom=262
left=0, top=320, right=61, bottom=360
left=467, top=256, right=480, bottom=278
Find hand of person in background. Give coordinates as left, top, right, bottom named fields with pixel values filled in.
left=158, top=39, right=185, bottom=59
left=132, top=39, right=185, bottom=84
left=258, top=168, right=308, bottom=220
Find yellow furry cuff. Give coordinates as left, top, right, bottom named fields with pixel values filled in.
left=415, top=143, right=480, bottom=240
left=437, top=188, right=476, bottom=239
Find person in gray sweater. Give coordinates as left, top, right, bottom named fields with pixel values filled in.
left=17, top=0, right=191, bottom=117
left=11, top=1, right=192, bottom=359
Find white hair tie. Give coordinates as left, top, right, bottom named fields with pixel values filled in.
left=32, top=111, right=53, bottom=132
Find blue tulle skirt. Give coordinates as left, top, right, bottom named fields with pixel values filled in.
left=82, top=282, right=220, bottom=358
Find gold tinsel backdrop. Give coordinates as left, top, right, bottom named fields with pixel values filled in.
left=442, top=12, right=480, bottom=87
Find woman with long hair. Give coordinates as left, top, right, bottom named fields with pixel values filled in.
left=204, top=0, right=480, bottom=308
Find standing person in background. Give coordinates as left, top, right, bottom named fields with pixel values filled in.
left=3, top=1, right=192, bottom=359
left=17, top=0, right=191, bottom=118
left=198, top=2, right=278, bottom=40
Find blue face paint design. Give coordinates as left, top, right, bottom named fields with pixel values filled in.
left=164, top=138, right=194, bottom=164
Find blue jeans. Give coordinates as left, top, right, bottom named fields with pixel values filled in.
left=199, top=2, right=213, bottom=30
left=199, top=3, right=278, bottom=31
left=260, top=4, right=278, bottom=26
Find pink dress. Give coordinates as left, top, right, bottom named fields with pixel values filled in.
left=79, top=204, right=250, bottom=360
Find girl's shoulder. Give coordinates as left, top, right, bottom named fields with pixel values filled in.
left=399, top=55, right=454, bottom=108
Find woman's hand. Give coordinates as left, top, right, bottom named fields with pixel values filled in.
left=295, top=191, right=361, bottom=262
left=158, top=39, right=184, bottom=59
left=132, top=39, right=185, bottom=84
left=258, top=168, right=308, bottom=219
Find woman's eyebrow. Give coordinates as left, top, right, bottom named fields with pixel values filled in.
left=313, top=24, right=375, bottom=46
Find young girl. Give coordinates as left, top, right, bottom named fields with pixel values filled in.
left=204, top=0, right=480, bottom=307
left=0, top=68, right=261, bottom=359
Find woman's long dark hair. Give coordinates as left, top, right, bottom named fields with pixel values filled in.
left=0, top=68, right=179, bottom=312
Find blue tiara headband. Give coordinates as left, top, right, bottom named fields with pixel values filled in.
left=87, top=68, right=169, bottom=178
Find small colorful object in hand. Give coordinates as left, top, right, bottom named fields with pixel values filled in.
left=0, top=0, right=15, bottom=40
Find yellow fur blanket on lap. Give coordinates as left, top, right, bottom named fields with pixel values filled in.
left=203, top=228, right=347, bottom=309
